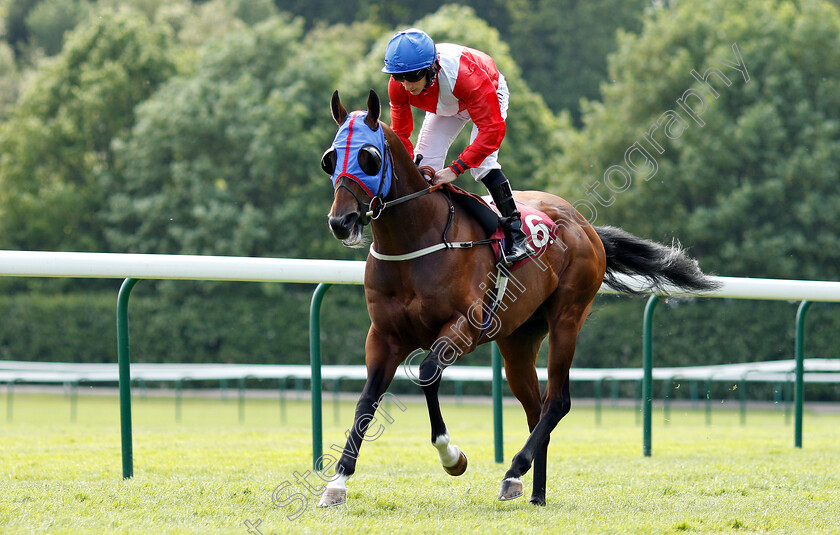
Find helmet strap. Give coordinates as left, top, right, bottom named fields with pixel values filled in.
left=423, top=62, right=439, bottom=90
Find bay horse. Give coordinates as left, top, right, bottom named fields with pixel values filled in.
left=319, top=90, right=717, bottom=507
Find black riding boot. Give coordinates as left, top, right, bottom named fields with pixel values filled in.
left=484, top=171, right=534, bottom=264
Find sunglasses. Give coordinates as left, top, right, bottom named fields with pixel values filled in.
left=391, top=69, right=427, bottom=83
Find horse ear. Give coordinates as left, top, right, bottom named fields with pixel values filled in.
left=365, top=89, right=380, bottom=131
left=330, top=90, right=348, bottom=125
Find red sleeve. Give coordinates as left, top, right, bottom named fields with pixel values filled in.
left=451, top=61, right=506, bottom=171
left=387, top=77, right=415, bottom=159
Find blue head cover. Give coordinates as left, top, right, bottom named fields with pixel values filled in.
left=327, top=111, right=391, bottom=198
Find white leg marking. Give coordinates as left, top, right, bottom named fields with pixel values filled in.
left=433, top=433, right=461, bottom=467
left=326, top=474, right=348, bottom=490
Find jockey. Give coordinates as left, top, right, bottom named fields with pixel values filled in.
left=382, top=28, right=534, bottom=264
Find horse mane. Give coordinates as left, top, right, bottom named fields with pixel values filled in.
left=380, top=122, right=427, bottom=190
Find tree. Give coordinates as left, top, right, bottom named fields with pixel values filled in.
left=506, top=0, right=648, bottom=123
left=554, top=0, right=840, bottom=280
left=105, top=6, right=563, bottom=260
left=24, top=0, right=91, bottom=56
left=3, top=0, right=38, bottom=56
left=273, top=0, right=641, bottom=122
left=0, top=7, right=176, bottom=251
left=0, top=42, right=19, bottom=118
left=105, top=15, right=381, bottom=260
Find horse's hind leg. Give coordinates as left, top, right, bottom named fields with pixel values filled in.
left=499, top=304, right=589, bottom=503
left=416, top=335, right=469, bottom=476
left=496, top=317, right=548, bottom=504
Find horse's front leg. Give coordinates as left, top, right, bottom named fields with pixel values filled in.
left=318, top=327, right=401, bottom=508
left=414, top=323, right=472, bottom=477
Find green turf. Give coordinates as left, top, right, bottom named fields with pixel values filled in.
left=1, top=392, right=838, bottom=534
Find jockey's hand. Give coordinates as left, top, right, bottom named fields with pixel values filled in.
left=431, top=167, right=458, bottom=186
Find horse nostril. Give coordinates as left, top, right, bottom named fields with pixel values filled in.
left=342, top=212, right=359, bottom=228
left=328, top=216, right=347, bottom=238
left=328, top=212, right=359, bottom=239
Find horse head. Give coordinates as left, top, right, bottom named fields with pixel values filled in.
left=324, top=90, right=391, bottom=247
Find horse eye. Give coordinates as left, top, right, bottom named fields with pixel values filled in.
left=358, top=144, right=382, bottom=176
left=321, top=147, right=337, bottom=175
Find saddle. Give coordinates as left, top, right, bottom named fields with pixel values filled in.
left=443, top=183, right=558, bottom=272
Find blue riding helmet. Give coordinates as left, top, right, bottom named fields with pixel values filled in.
left=382, top=28, right=436, bottom=74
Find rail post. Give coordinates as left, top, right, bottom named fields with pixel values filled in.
left=642, top=294, right=659, bottom=457
left=310, top=283, right=332, bottom=470
left=492, top=342, right=504, bottom=463
left=116, top=277, right=139, bottom=479
left=794, top=300, right=812, bottom=448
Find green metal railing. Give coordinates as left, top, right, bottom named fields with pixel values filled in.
left=112, top=280, right=825, bottom=480
left=640, top=296, right=815, bottom=456
left=308, top=283, right=331, bottom=471
left=491, top=343, right=504, bottom=463
left=4, top=251, right=839, bottom=479
left=117, top=278, right=139, bottom=479
left=794, top=300, right=812, bottom=448
left=642, top=295, right=659, bottom=457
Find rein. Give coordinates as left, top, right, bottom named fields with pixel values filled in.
left=366, top=182, right=442, bottom=220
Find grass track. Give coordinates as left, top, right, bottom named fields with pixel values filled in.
left=1, top=392, right=839, bottom=534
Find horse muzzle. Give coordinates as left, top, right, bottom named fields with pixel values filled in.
left=328, top=211, right=366, bottom=246
left=328, top=211, right=358, bottom=239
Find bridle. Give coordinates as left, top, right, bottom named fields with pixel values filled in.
left=324, top=112, right=495, bottom=261
left=331, top=138, right=442, bottom=225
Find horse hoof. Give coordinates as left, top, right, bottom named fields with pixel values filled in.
left=317, top=488, right=346, bottom=508
left=529, top=496, right=546, bottom=506
left=443, top=451, right=468, bottom=476
left=497, top=477, right=523, bottom=501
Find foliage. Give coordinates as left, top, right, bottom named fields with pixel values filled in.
left=0, top=1, right=839, bottom=378
left=271, top=0, right=635, bottom=120
left=2, top=0, right=38, bottom=54
left=0, top=41, right=19, bottom=118
left=24, top=0, right=91, bottom=56
left=104, top=6, right=560, bottom=260
left=505, top=0, right=647, bottom=123
left=555, top=0, right=840, bottom=281
left=0, top=7, right=176, bottom=251
left=104, top=16, right=377, bottom=260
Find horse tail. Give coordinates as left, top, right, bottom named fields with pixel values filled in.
left=594, top=225, right=721, bottom=295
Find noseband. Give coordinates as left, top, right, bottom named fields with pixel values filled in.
left=335, top=176, right=383, bottom=225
